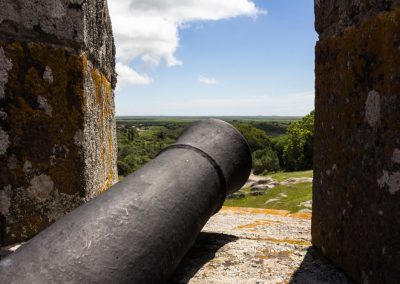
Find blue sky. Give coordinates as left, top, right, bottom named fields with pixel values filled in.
left=109, top=0, right=317, bottom=116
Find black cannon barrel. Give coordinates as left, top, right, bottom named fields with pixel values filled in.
left=0, top=119, right=252, bottom=283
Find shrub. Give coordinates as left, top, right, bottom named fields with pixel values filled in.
left=252, top=148, right=280, bottom=175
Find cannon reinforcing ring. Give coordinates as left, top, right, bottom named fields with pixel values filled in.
left=157, top=143, right=228, bottom=212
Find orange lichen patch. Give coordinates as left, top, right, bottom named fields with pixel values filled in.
left=222, top=206, right=290, bottom=215
left=97, top=171, right=115, bottom=195
left=89, top=65, right=113, bottom=116
left=264, top=238, right=311, bottom=246
left=98, top=131, right=116, bottom=195
left=256, top=248, right=293, bottom=260
left=287, top=212, right=312, bottom=220
left=222, top=206, right=312, bottom=220
left=235, top=219, right=282, bottom=230
left=85, top=59, right=116, bottom=196
left=90, top=67, right=103, bottom=105
left=106, top=126, right=114, bottom=170
left=101, top=146, right=106, bottom=168
left=88, top=61, right=114, bottom=140
left=81, top=55, right=88, bottom=70
left=242, top=236, right=311, bottom=247
left=103, top=75, right=112, bottom=102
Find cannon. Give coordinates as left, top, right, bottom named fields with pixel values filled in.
left=0, top=119, right=252, bottom=283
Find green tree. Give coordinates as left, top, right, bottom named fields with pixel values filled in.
left=116, top=122, right=187, bottom=177
left=252, top=148, right=280, bottom=175
left=282, top=111, right=314, bottom=171
left=117, top=161, right=131, bottom=176
left=271, top=135, right=289, bottom=169
left=233, top=122, right=272, bottom=152
left=233, top=122, right=281, bottom=174
left=127, top=128, right=137, bottom=141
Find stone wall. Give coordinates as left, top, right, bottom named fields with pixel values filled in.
left=0, top=0, right=118, bottom=245
left=313, top=1, right=400, bottom=282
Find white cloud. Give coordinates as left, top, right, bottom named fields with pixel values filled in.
left=116, top=62, right=153, bottom=86
left=108, top=0, right=266, bottom=86
left=198, top=75, right=218, bottom=85
left=116, top=91, right=315, bottom=116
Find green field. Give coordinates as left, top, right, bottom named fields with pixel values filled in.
left=268, top=170, right=313, bottom=182
left=224, top=171, right=313, bottom=213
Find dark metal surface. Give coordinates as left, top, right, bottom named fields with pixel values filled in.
left=0, top=119, right=252, bottom=284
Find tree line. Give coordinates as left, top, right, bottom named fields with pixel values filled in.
left=233, top=111, right=314, bottom=174
left=117, top=112, right=314, bottom=177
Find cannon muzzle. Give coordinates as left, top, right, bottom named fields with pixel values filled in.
left=0, top=119, right=252, bottom=283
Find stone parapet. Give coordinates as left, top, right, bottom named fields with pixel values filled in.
left=0, top=0, right=117, bottom=245
left=313, top=1, right=400, bottom=282
left=0, top=0, right=116, bottom=86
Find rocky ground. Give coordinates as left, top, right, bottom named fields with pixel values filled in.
left=228, top=174, right=313, bottom=200
left=171, top=207, right=350, bottom=284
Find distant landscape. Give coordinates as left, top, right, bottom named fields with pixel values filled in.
left=117, top=116, right=302, bottom=122
left=116, top=113, right=314, bottom=213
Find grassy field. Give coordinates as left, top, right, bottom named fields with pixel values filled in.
left=267, top=170, right=313, bottom=182
left=224, top=171, right=313, bottom=213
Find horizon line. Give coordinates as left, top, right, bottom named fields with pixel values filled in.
left=115, top=115, right=303, bottom=117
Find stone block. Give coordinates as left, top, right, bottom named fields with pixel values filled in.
left=313, top=2, right=400, bottom=282
left=0, top=0, right=117, bottom=245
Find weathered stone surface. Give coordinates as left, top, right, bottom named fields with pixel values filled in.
left=0, top=0, right=116, bottom=86
left=315, top=0, right=400, bottom=38
left=171, top=207, right=349, bottom=283
left=0, top=0, right=117, bottom=245
left=313, top=2, right=400, bottom=282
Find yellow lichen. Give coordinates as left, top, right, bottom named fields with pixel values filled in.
left=235, top=220, right=282, bottom=230
left=222, top=206, right=312, bottom=220
left=90, top=67, right=103, bottom=105
left=242, top=236, right=311, bottom=247
left=256, top=248, right=293, bottom=260
left=86, top=61, right=116, bottom=196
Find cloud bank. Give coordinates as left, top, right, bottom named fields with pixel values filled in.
left=108, top=0, right=265, bottom=86
left=115, top=63, right=153, bottom=86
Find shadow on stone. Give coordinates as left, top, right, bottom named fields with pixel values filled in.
left=289, top=247, right=351, bottom=284
left=169, top=232, right=238, bottom=284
